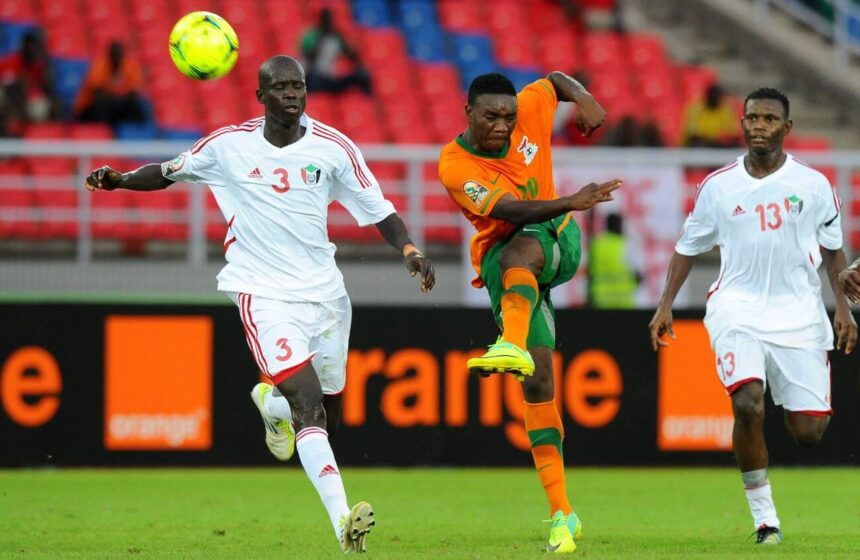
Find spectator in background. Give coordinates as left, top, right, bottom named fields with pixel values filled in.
left=588, top=212, right=641, bottom=309
left=597, top=115, right=665, bottom=147
left=300, top=8, right=371, bottom=95
left=0, top=29, right=60, bottom=136
left=74, top=41, right=146, bottom=128
left=681, top=83, right=740, bottom=147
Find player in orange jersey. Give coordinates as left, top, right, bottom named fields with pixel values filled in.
left=438, top=72, right=621, bottom=553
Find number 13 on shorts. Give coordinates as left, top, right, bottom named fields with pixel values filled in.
left=716, top=351, right=736, bottom=382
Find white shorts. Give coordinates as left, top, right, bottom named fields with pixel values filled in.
left=229, top=292, right=351, bottom=394
left=712, top=331, right=832, bottom=414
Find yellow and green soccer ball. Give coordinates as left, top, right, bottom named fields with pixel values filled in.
left=169, top=11, right=239, bottom=80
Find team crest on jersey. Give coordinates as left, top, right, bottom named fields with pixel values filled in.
left=517, top=136, right=538, bottom=165
left=463, top=180, right=490, bottom=207
left=161, top=155, right=185, bottom=176
left=784, top=194, right=803, bottom=216
left=301, top=164, right=321, bottom=186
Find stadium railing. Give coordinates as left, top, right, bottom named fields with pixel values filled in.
left=1, top=140, right=858, bottom=264
left=754, top=0, right=860, bottom=66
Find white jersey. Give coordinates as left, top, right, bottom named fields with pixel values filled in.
left=162, top=115, right=396, bottom=302
left=676, top=154, right=842, bottom=349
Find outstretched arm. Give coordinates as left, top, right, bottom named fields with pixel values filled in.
left=823, top=247, right=857, bottom=354
left=84, top=164, right=173, bottom=192
left=649, top=252, right=696, bottom=351
left=374, top=213, right=435, bottom=293
left=489, top=179, right=622, bottom=225
left=547, top=71, right=606, bottom=137
left=838, top=256, right=860, bottom=304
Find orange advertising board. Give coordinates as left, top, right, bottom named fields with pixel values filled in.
left=657, top=320, right=734, bottom=451
left=104, top=316, right=213, bottom=450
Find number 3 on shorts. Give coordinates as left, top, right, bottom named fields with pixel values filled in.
left=276, top=338, right=293, bottom=361
left=716, top=351, right=735, bottom=380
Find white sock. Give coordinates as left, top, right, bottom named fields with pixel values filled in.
left=263, top=392, right=292, bottom=422
left=296, top=427, right=350, bottom=540
left=744, top=481, right=780, bottom=530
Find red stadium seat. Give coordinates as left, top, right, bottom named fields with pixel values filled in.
left=636, top=67, right=680, bottom=104
left=24, top=122, right=67, bottom=139
left=305, top=93, right=339, bottom=124
left=494, top=36, right=536, bottom=68
left=39, top=0, right=79, bottom=20
left=0, top=0, right=36, bottom=20
left=626, top=34, right=667, bottom=69
left=90, top=189, right=133, bottom=240
left=784, top=135, right=832, bottom=151
left=45, top=18, right=90, bottom=57
left=33, top=188, right=80, bottom=239
left=487, top=0, right=528, bottom=34
left=370, top=163, right=406, bottom=181
left=582, top=32, right=625, bottom=72
left=438, top=0, right=485, bottom=33
left=84, top=0, right=126, bottom=23
left=360, top=29, right=409, bottom=67
left=371, top=66, right=412, bottom=101
left=380, top=101, right=428, bottom=143
left=70, top=123, right=114, bottom=140
left=416, top=63, right=462, bottom=99
left=537, top=29, right=581, bottom=73
left=128, top=0, right=172, bottom=24
left=428, top=99, right=466, bottom=143
left=0, top=189, right=37, bottom=238
left=336, top=93, right=378, bottom=135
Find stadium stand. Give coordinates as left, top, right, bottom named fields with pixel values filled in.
left=0, top=0, right=851, bottom=253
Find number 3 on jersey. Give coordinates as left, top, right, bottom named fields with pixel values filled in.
left=272, top=168, right=290, bottom=193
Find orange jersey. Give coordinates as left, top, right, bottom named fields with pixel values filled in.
left=438, top=79, right=558, bottom=287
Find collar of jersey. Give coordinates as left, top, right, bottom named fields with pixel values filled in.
left=260, top=114, right=312, bottom=149
left=737, top=153, right=793, bottom=183
left=456, top=134, right=510, bottom=159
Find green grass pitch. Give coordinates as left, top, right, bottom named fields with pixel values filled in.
left=1, top=467, right=858, bottom=559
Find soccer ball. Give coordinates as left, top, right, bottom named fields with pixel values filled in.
left=169, top=11, right=239, bottom=80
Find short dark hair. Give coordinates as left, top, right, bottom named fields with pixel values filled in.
left=745, top=87, right=789, bottom=118
left=467, top=73, right=516, bottom=105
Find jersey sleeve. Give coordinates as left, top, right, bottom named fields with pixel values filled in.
left=814, top=175, right=842, bottom=250
left=439, top=157, right=508, bottom=217
left=160, top=139, right=220, bottom=184
left=331, top=139, right=396, bottom=226
left=517, top=78, right=558, bottom=139
left=675, top=186, right=718, bottom=256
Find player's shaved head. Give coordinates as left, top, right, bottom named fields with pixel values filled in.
left=259, top=55, right=304, bottom=88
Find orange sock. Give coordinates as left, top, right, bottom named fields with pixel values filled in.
left=525, top=400, right=571, bottom=517
left=500, top=268, right=538, bottom=350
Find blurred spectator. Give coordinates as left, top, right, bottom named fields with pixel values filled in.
left=598, top=115, right=665, bottom=147
left=300, top=8, right=371, bottom=95
left=599, top=115, right=639, bottom=147
left=74, top=41, right=146, bottom=128
left=638, top=120, right=664, bottom=147
left=680, top=83, right=740, bottom=147
left=588, top=213, right=642, bottom=309
left=0, top=29, right=61, bottom=136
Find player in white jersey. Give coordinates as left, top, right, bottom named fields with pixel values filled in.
left=84, top=55, right=435, bottom=554
left=648, top=88, right=856, bottom=545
